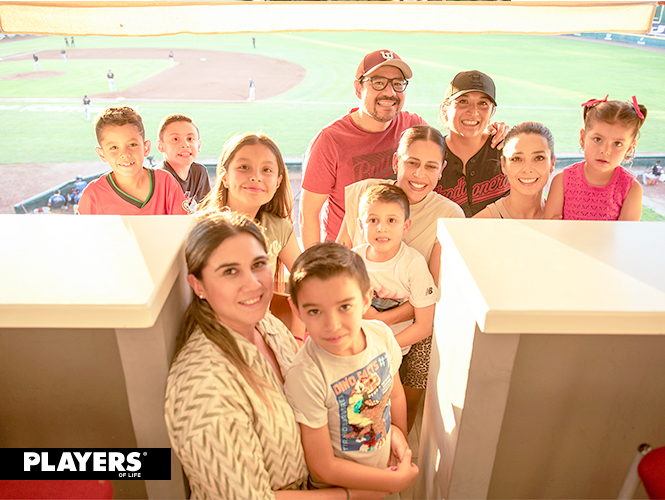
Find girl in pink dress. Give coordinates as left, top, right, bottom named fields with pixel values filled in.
left=545, top=96, right=647, bottom=221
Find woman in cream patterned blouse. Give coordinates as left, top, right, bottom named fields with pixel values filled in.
left=165, top=211, right=391, bottom=499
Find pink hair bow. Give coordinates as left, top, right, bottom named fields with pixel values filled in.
left=581, top=95, right=608, bottom=109
left=631, top=96, right=645, bottom=119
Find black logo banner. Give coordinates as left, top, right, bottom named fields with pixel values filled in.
left=0, top=448, right=171, bottom=480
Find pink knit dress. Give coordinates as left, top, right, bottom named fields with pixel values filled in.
left=562, top=161, right=635, bottom=220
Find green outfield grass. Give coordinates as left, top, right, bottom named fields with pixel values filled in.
left=0, top=32, right=664, bottom=164
left=642, top=207, right=665, bottom=222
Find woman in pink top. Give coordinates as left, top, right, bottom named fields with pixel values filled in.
left=545, top=96, right=647, bottom=221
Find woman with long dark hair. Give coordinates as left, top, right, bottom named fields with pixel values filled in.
left=165, top=211, right=393, bottom=499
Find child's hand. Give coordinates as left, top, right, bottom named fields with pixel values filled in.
left=388, top=427, right=409, bottom=466
left=386, top=448, right=419, bottom=493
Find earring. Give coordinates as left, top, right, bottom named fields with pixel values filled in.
left=199, top=295, right=204, bottom=300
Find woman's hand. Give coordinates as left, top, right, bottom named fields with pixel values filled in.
left=487, top=121, right=509, bottom=149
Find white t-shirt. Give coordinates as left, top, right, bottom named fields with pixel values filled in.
left=284, top=319, right=402, bottom=487
left=344, top=179, right=465, bottom=263
left=354, top=242, right=438, bottom=355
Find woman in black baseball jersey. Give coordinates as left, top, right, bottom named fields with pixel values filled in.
left=436, top=70, right=510, bottom=217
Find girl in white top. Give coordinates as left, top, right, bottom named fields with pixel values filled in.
left=474, top=122, right=556, bottom=219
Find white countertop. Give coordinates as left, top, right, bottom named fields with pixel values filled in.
left=437, top=219, right=665, bottom=335
left=0, top=215, right=195, bottom=328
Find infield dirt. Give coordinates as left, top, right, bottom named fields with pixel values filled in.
left=2, top=47, right=306, bottom=101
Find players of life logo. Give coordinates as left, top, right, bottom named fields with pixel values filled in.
left=2, top=448, right=171, bottom=480
left=24, top=451, right=141, bottom=474
left=332, top=353, right=392, bottom=453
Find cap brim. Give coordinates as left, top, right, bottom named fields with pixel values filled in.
left=446, top=89, right=497, bottom=105
left=362, top=60, right=413, bottom=80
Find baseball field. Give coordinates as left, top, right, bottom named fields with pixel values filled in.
left=0, top=31, right=664, bottom=218
left=1, top=32, right=664, bottom=161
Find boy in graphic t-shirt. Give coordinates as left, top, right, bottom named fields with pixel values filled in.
left=284, top=242, right=418, bottom=494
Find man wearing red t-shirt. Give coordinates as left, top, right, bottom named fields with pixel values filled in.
left=300, top=50, right=425, bottom=248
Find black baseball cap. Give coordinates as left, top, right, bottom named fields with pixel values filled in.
left=444, top=70, right=497, bottom=105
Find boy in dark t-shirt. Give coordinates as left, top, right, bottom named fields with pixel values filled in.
left=157, top=114, right=211, bottom=213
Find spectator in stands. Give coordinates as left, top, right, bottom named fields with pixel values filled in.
left=474, top=122, right=555, bottom=219
left=301, top=49, right=425, bottom=248
left=436, top=70, right=510, bottom=217
left=643, top=160, right=664, bottom=185
left=156, top=113, right=211, bottom=213
left=544, top=96, right=646, bottom=221
left=165, top=211, right=394, bottom=499
left=300, top=51, right=506, bottom=248
left=78, top=106, right=188, bottom=215
left=198, top=132, right=299, bottom=276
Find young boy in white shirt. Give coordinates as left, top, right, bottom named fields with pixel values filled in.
left=354, top=183, right=437, bottom=357
left=284, top=242, right=418, bottom=494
